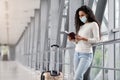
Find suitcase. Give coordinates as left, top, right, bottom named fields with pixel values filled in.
left=41, top=71, right=63, bottom=80
left=3, top=54, right=8, bottom=61
left=40, top=44, right=63, bottom=80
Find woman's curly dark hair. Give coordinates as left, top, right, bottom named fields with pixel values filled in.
left=75, top=5, right=101, bottom=36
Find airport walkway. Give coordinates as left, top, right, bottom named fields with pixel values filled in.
left=0, top=61, right=39, bottom=80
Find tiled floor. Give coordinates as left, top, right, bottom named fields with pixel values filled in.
left=0, top=61, right=40, bottom=80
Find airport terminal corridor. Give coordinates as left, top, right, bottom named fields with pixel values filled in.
left=0, top=0, right=120, bottom=80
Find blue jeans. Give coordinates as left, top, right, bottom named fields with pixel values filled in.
left=74, top=52, right=93, bottom=80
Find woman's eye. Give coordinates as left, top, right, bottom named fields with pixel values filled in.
left=81, top=15, right=84, bottom=17
left=80, top=15, right=84, bottom=17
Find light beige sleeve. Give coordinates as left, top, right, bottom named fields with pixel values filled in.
left=88, top=22, right=100, bottom=44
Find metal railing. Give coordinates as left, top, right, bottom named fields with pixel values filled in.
left=57, top=38, right=120, bottom=79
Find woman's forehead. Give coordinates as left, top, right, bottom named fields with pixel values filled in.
left=78, top=11, right=86, bottom=16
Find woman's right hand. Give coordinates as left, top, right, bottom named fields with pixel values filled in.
left=68, top=36, right=75, bottom=41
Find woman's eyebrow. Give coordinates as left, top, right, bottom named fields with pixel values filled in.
left=79, top=14, right=84, bottom=17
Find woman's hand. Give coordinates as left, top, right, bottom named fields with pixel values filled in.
left=75, top=35, right=83, bottom=41
left=75, top=35, right=88, bottom=41
left=68, top=36, right=75, bottom=41
left=68, top=34, right=88, bottom=42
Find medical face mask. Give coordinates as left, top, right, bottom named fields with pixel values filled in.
left=80, top=16, right=87, bottom=23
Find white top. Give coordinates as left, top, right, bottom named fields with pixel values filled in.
left=75, top=22, right=100, bottom=53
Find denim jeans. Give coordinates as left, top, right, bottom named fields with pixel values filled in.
left=74, top=52, right=93, bottom=80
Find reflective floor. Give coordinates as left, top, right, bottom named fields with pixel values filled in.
left=0, top=61, right=39, bottom=80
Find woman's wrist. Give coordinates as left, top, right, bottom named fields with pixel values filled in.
left=82, top=37, right=88, bottom=41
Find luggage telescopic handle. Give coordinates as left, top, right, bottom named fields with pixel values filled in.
left=50, top=44, right=60, bottom=75
left=51, top=44, right=59, bottom=48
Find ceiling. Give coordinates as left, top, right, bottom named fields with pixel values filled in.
left=0, top=0, right=40, bottom=45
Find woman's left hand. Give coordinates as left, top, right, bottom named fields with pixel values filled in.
left=75, top=35, right=83, bottom=41
left=75, top=35, right=88, bottom=41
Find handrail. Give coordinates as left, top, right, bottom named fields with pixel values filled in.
left=91, top=66, right=120, bottom=71
left=93, top=38, right=120, bottom=46
left=23, top=39, right=120, bottom=55
left=59, top=38, right=120, bottom=50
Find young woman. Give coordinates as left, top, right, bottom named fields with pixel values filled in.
left=68, top=5, right=100, bottom=80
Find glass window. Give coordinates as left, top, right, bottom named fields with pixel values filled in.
left=101, top=35, right=109, bottom=41
left=92, top=45, right=103, bottom=67
left=101, top=21, right=108, bottom=33
left=92, top=0, right=98, bottom=14
left=115, top=0, right=119, bottom=28
left=104, top=45, right=110, bottom=68
left=103, top=69, right=109, bottom=80
left=115, top=32, right=120, bottom=39
left=90, top=68, right=103, bottom=80
left=115, top=43, right=120, bottom=69
left=101, top=2, right=108, bottom=33
left=116, top=71, right=120, bottom=80
left=104, top=44, right=114, bottom=69
left=64, top=49, right=74, bottom=80
left=100, top=1, right=109, bottom=42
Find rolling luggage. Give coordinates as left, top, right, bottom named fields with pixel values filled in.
left=41, top=71, right=63, bottom=80
left=3, top=54, right=8, bottom=61
left=40, top=44, right=63, bottom=80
